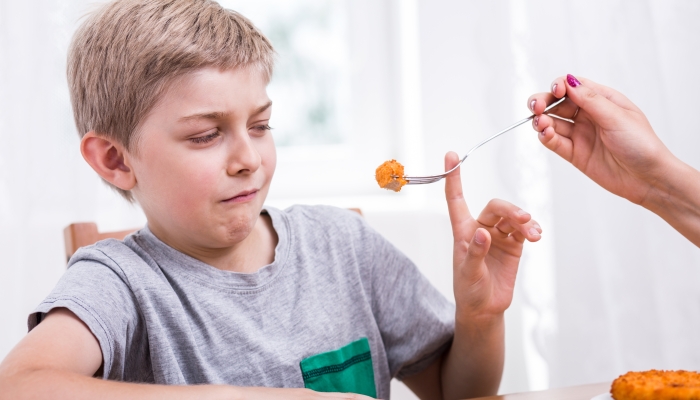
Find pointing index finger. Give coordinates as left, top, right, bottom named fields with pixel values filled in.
left=444, top=151, right=473, bottom=237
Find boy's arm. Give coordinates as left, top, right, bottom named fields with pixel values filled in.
left=402, top=314, right=504, bottom=399
left=0, top=308, right=372, bottom=400
left=403, top=152, right=541, bottom=400
left=0, top=308, right=234, bottom=399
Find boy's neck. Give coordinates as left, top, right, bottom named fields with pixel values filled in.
left=148, top=212, right=278, bottom=274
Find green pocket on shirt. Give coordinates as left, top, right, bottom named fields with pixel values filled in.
left=300, top=337, right=377, bottom=398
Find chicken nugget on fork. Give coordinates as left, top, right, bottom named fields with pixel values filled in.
left=375, top=159, right=407, bottom=192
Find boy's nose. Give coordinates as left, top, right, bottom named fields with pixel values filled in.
left=225, top=132, right=261, bottom=176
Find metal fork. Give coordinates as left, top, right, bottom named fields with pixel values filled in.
left=403, top=97, right=567, bottom=185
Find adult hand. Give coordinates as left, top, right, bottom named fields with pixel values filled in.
left=528, top=75, right=700, bottom=248
left=528, top=74, right=675, bottom=206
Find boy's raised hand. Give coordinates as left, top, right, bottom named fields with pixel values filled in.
left=444, top=152, right=541, bottom=320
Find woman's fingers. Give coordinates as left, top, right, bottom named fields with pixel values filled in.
left=550, top=76, right=567, bottom=99
left=534, top=113, right=575, bottom=138
left=528, top=91, right=576, bottom=116
left=533, top=76, right=637, bottom=132
left=551, top=75, right=636, bottom=111
left=575, top=76, right=640, bottom=112
left=528, top=92, right=558, bottom=115
left=555, top=74, right=638, bottom=131
left=528, top=93, right=579, bottom=130
left=562, top=74, right=622, bottom=125
left=544, top=97, right=580, bottom=121
left=539, top=126, right=574, bottom=162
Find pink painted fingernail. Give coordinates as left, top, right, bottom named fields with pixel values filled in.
left=539, top=129, right=546, bottom=137
left=551, top=83, right=557, bottom=94
left=529, top=99, right=536, bottom=112
left=534, top=116, right=539, bottom=127
left=566, top=74, right=581, bottom=87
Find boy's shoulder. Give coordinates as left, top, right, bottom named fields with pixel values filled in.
left=65, top=230, right=167, bottom=290
left=68, top=237, right=144, bottom=273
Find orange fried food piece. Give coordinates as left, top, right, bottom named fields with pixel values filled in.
left=375, top=159, right=407, bottom=192
left=611, top=370, right=700, bottom=400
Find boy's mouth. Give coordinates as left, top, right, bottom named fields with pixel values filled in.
left=223, top=189, right=258, bottom=203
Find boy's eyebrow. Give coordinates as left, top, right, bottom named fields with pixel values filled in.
left=252, top=101, right=273, bottom=115
left=179, top=111, right=228, bottom=122
left=178, top=101, right=273, bottom=123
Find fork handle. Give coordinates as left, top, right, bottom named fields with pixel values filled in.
left=457, top=97, right=568, bottom=163
left=404, top=96, right=568, bottom=182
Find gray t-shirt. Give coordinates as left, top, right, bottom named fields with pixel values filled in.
left=29, top=205, right=454, bottom=398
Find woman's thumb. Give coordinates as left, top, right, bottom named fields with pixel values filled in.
left=565, top=74, right=619, bottom=124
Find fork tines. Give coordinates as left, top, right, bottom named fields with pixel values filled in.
left=404, top=176, right=443, bottom=185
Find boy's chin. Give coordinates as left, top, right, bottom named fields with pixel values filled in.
left=217, top=213, right=261, bottom=244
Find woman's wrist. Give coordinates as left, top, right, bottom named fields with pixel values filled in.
left=642, top=155, right=695, bottom=213
left=641, top=155, right=700, bottom=246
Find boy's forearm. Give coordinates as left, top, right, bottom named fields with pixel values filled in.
left=0, top=369, right=236, bottom=400
left=643, top=157, right=700, bottom=247
left=440, top=314, right=505, bottom=400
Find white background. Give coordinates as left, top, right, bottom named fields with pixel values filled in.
left=1, top=1, right=700, bottom=398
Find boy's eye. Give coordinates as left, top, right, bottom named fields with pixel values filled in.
left=251, top=124, right=273, bottom=133
left=189, top=131, right=220, bottom=144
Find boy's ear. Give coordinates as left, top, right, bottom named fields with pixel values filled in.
left=80, top=131, right=137, bottom=191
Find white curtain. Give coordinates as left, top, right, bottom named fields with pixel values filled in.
left=1, top=0, right=700, bottom=397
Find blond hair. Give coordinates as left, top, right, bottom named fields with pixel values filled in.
left=68, top=0, right=275, bottom=201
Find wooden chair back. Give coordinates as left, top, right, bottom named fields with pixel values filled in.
left=63, top=223, right=137, bottom=262
left=63, top=208, right=363, bottom=262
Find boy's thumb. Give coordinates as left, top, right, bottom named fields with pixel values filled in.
left=565, top=74, right=619, bottom=125
left=466, top=228, right=491, bottom=262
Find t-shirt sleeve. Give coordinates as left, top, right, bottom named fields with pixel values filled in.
left=356, top=214, right=455, bottom=380
left=27, top=247, right=141, bottom=380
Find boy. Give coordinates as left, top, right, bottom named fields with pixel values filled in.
left=0, top=1, right=542, bottom=399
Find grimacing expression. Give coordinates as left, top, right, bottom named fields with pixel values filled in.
left=129, top=66, right=276, bottom=251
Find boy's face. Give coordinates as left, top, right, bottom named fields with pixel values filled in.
left=129, top=66, right=276, bottom=253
